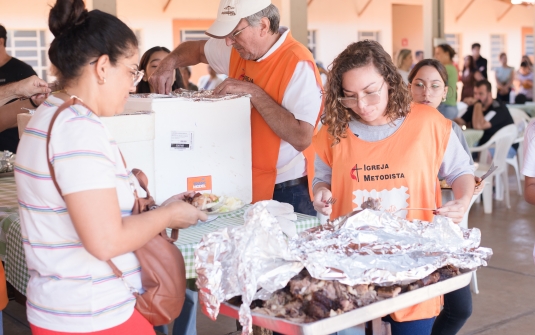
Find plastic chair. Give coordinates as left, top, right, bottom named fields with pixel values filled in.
left=470, top=124, right=518, bottom=213
left=441, top=189, right=481, bottom=293
left=507, top=108, right=531, bottom=186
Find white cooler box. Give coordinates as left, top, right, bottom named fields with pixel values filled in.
left=101, top=96, right=252, bottom=204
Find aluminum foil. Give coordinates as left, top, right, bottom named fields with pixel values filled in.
left=0, top=151, right=14, bottom=173
left=195, top=201, right=303, bottom=334
left=129, top=89, right=250, bottom=102
left=195, top=204, right=492, bottom=334
left=290, top=210, right=492, bottom=287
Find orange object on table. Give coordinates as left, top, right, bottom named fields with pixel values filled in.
left=0, top=262, right=7, bottom=310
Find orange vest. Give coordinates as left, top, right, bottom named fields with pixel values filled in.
left=229, top=32, right=323, bottom=203
left=0, top=263, right=7, bottom=310
left=313, top=103, right=452, bottom=321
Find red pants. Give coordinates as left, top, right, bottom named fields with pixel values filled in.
left=30, top=309, right=155, bottom=335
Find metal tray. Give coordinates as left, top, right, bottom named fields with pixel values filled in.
left=219, top=271, right=473, bottom=335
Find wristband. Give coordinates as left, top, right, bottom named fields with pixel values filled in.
left=28, top=97, right=39, bottom=108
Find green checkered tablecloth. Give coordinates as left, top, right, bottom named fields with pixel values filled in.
left=173, top=205, right=320, bottom=279
left=0, top=207, right=29, bottom=295
left=0, top=176, right=17, bottom=208
left=0, top=175, right=320, bottom=294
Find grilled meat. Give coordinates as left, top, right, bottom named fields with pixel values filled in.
left=251, top=266, right=460, bottom=323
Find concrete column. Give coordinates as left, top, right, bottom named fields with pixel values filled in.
left=422, top=0, right=444, bottom=59
left=280, top=0, right=308, bottom=46
left=92, top=0, right=117, bottom=16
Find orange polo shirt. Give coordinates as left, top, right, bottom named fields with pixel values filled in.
left=314, top=103, right=452, bottom=321
left=228, top=32, right=322, bottom=203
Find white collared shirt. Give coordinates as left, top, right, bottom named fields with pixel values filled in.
left=205, top=27, right=323, bottom=184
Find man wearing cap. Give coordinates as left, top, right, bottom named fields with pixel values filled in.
left=151, top=0, right=323, bottom=216
left=151, top=2, right=322, bottom=334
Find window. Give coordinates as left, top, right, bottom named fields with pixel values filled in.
left=5, top=30, right=48, bottom=81
left=490, top=34, right=505, bottom=70
left=134, top=29, right=143, bottom=58
left=181, top=30, right=210, bottom=42
left=308, top=30, right=317, bottom=58
left=445, top=33, right=461, bottom=63
left=525, top=34, right=534, bottom=58
left=358, top=31, right=380, bottom=43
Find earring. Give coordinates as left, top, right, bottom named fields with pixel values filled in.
left=442, top=97, right=446, bottom=102
left=99, top=77, right=106, bottom=84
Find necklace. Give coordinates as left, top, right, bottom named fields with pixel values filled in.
left=59, top=89, right=84, bottom=103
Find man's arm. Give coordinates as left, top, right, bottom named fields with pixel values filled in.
left=471, top=102, right=492, bottom=130
left=0, top=76, right=50, bottom=106
left=149, top=40, right=208, bottom=94
left=215, top=78, right=314, bottom=151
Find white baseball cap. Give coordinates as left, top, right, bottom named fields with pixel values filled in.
left=206, top=0, right=272, bottom=38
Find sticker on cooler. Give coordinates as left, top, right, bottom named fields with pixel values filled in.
left=170, top=131, right=194, bottom=151
left=187, top=176, right=212, bottom=192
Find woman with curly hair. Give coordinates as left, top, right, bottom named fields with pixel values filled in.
left=312, top=41, right=475, bottom=335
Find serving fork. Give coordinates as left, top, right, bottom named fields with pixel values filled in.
left=325, top=197, right=337, bottom=205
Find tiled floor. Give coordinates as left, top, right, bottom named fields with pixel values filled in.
left=4, top=176, right=535, bottom=335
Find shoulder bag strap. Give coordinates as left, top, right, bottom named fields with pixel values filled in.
left=46, top=97, right=79, bottom=196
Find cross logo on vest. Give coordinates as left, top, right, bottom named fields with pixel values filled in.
left=350, top=164, right=363, bottom=182
left=221, top=0, right=237, bottom=16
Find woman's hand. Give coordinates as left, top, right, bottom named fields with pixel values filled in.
left=435, top=198, right=470, bottom=224
left=474, top=176, right=485, bottom=196
left=163, top=201, right=207, bottom=229
left=313, top=186, right=333, bottom=216
left=441, top=174, right=475, bottom=224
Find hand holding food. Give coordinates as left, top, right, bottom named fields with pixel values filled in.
left=183, top=192, right=244, bottom=213
left=474, top=176, right=485, bottom=195
left=161, top=191, right=198, bottom=207
left=164, top=200, right=207, bottom=229
left=14, top=75, right=51, bottom=98
left=435, top=199, right=468, bottom=224
left=313, top=187, right=333, bottom=216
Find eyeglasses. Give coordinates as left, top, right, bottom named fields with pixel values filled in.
left=227, top=25, right=250, bottom=41
left=338, top=81, right=385, bottom=108
left=89, top=60, right=144, bottom=86
left=411, top=82, right=445, bottom=97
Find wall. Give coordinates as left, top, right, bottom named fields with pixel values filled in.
left=443, top=0, right=535, bottom=96
left=0, top=0, right=55, bottom=46
left=392, top=4, right=424, bottom=60
left=3, top=0, right=535, bottom=97
left=307, top=0, right=423, bottom=69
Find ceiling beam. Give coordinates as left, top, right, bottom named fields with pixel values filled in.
left=456, top=0, right=476, bottom=22
left=163, top=0, right=172, bottom=12
left=357, top=0, right=373, bottom=17
left=497, top=3, right=514, bottom=22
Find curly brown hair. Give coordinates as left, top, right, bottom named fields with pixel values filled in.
left=322, top=40, right=412, bottom=145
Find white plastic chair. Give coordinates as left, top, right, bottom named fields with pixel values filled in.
left=470, top=124, right=518, bottom=213
left=442, top=189, right=481, bottom=293
left=507, top=108, right=531, bottom=187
